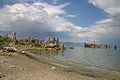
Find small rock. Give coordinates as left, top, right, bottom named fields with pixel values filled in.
left=9, top=65, right=16, bottom=69
left=52, top=66, right=56, bottom=71
left=21, top=51, right=26, bottom=54
left=3, top=47, right=18, bottom=52
left=1, top=60, right=6, bottom=63
left=21, top=67, right=24, bottom=70
left=0, top=73, right=5, bottom=78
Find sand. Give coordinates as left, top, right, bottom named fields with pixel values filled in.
left=0, top=52, right=114, bottom=80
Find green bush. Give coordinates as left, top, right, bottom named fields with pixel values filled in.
left=0, top=36, right=14, bottom=48
left=0, top=36, right=42, bottom=48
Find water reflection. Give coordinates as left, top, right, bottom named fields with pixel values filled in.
left=27, top=48, right=65, bottom=57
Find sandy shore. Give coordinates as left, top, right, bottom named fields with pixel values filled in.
left=0, top=52, right=118, bottom=80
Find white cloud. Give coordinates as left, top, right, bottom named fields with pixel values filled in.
left=88, top=0, right=120, bottom=43
left=0, top=2, right=88, bottom=42
left=65, top=14, right=80, bottom=18
left=0, top=0, right=119, bottom=43
left=89, top=0, right=120, bottom=14
left=33, top=2, right=71, bottom=15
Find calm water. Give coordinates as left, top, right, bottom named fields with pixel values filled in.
left=54, top=46, right=120, bottom=71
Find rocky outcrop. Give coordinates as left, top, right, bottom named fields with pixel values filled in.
left=1, top=32, right=65, bottom=50
left=11, top=32, right=17, bottom=41
left=43, top=37, right=65, bottom=49
left=84, top=43, right=111, bottom=48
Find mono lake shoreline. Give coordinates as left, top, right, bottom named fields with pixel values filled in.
left=25, top=52, right=120, bottom=80
left=0, top=52, right=108, bottom=80
left=1, top=44, right=120, bottom=80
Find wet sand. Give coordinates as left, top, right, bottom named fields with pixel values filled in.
left=0, top=52, right=119, bottom=80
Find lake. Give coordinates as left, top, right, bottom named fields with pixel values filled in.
left=53, top=46, right=120, bottom=71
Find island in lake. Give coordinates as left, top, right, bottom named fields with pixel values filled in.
left=84, top=41, right=112, bottom=49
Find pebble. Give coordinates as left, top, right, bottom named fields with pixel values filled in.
left=9, top=65, right=16, bottom=69
left=1, top=60, right=6, bottom=63
left=0, top=73, right=5, bottom=78
left=52, top=66, right=56, bottom=70
left=21, top=51, right=26, bottom=54
left=21, top=67, right=24, bottom=70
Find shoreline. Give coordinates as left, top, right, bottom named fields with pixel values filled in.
left=25, top=52, right=120, bottom=80
left=0, top=52, right=120, bottom=80
left=0, top=52, right=104, bottom=80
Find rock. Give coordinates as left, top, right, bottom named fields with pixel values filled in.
left=3, top=47, right=18, bottom=52
left=9, top=65, right=16, bottom=69
left=43, top=37, right=65, bottom=49
left=66, top=47, right=74, bottom=49
left=48, top=43, right=56, bottom=48
left=0, top=60, right=6, bottom=63
left=52, top=66, right=56, bottom=70
left=11, top=32, right=17, bottom=41
left=21, top=51, right=26, bottom=54
left=84, top=43, right=112, bottom=49
left=0, top=73, right=5, bottom=78
left=21, top=67, right=24, bottom=70
left=59, top=43, right=65, bottom=49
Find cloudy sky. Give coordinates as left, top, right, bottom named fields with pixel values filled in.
left=0, top=0, right=120, bottom=44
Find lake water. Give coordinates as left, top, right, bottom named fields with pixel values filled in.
left=53, top=46, right=120, bottom=71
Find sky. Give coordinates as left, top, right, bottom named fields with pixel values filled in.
left=0, top=0, right=120, bottom=44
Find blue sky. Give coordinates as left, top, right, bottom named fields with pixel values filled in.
left=0, top=0, right=107, bottom=27
left=52, top=0, right=107, bottom=27
left=0, top=0, right=120, bottom=44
